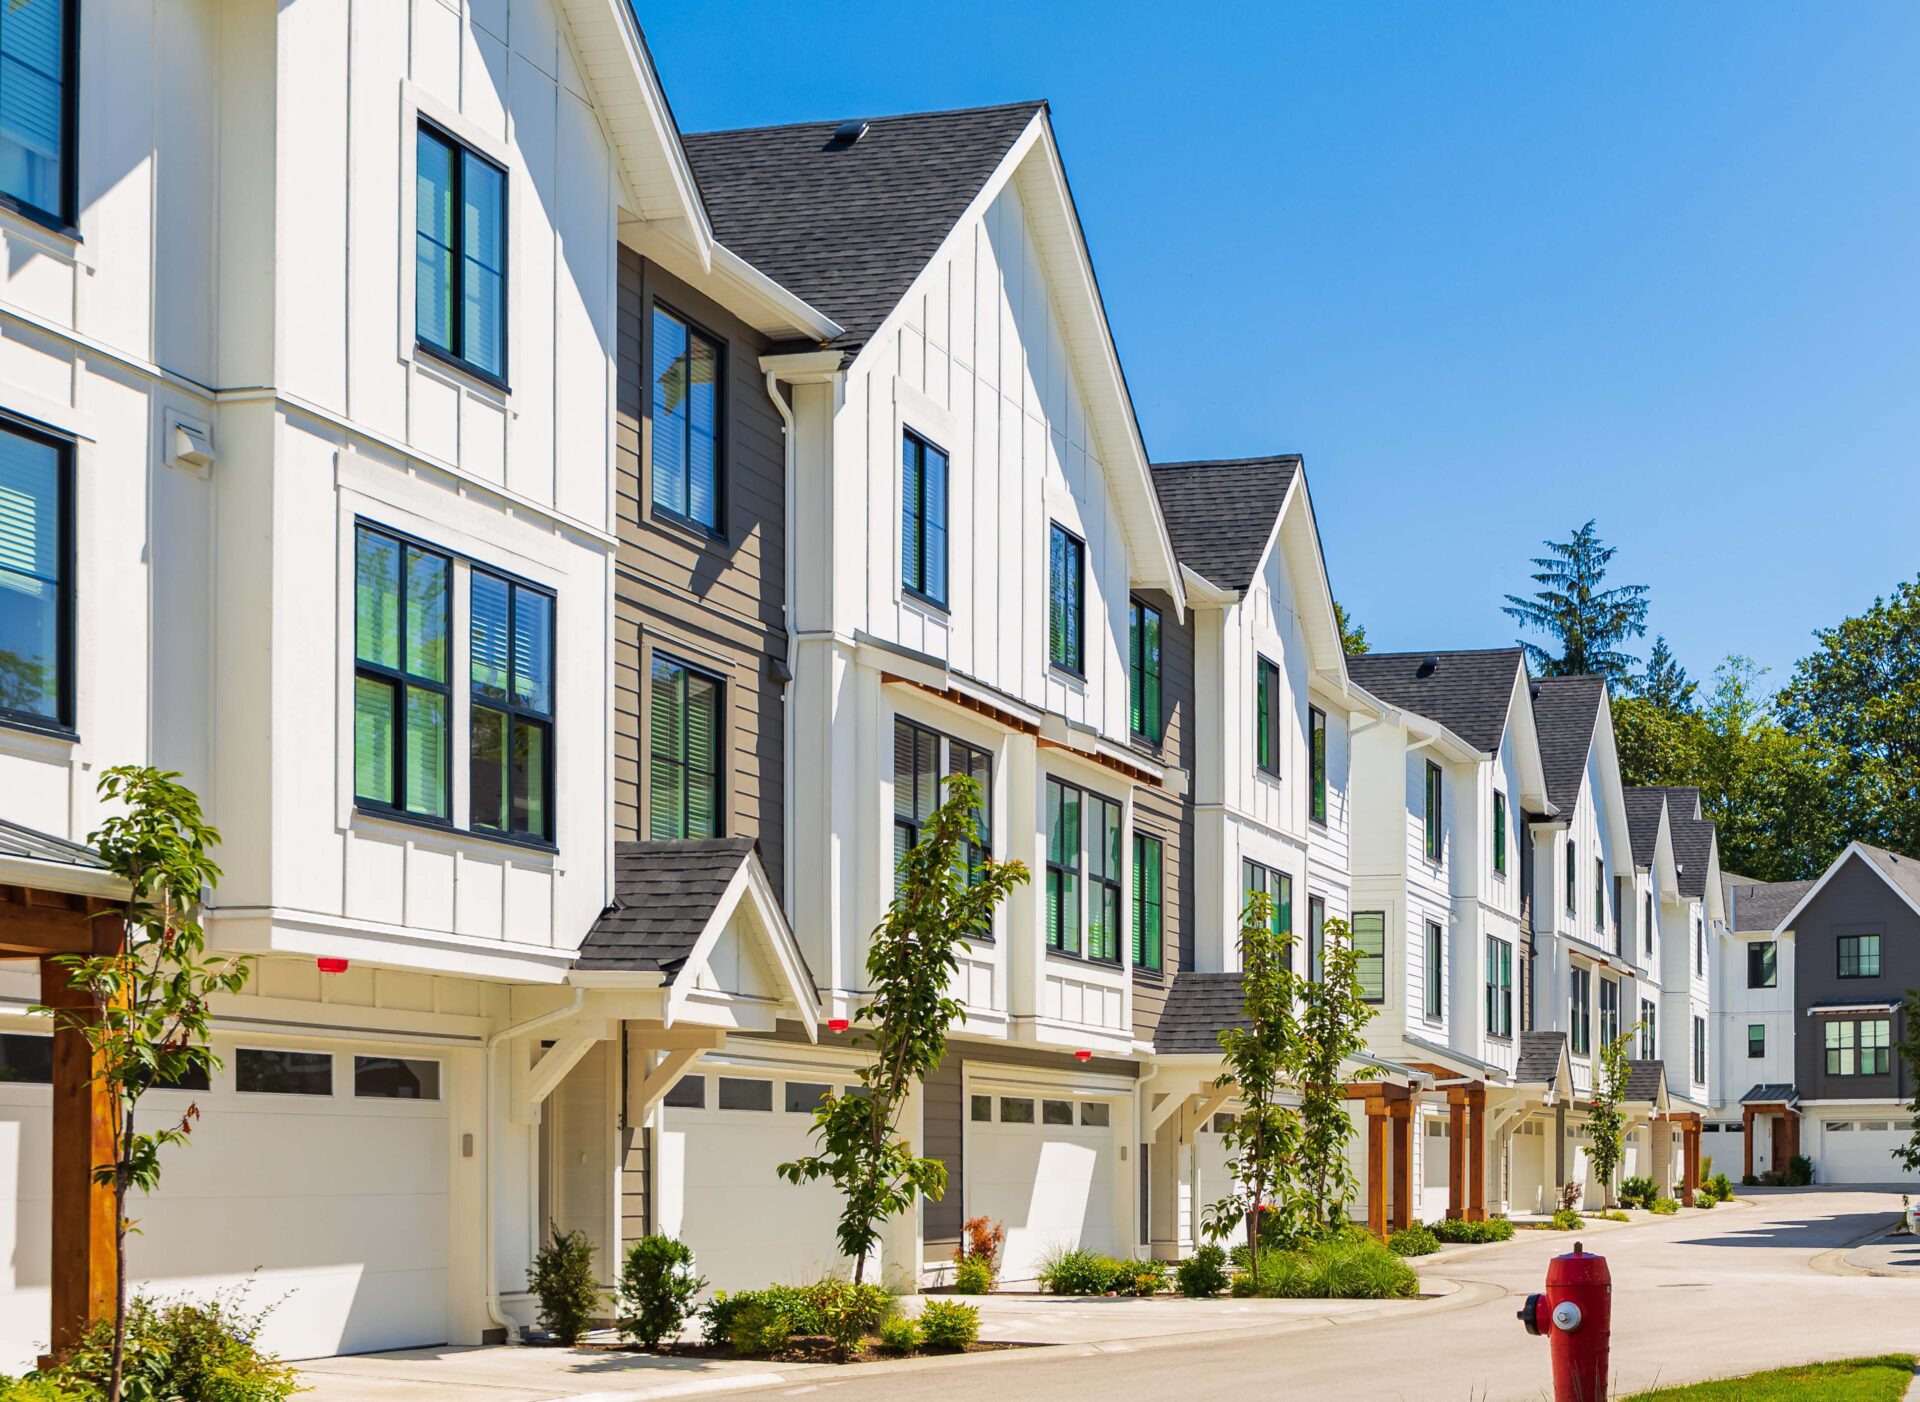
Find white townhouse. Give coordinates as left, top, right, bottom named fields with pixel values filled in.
left=1644, top=786, right=1724, bottom=1117
left=1713, top=872, right=1808, bottom=1174
left=1342, top=648, right=1557, bottom=1221
left=0, top=0, right=838, bottom=1366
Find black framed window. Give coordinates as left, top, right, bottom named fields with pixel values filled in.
left=354, top=525, right=450, bottom=820
left=354, top=1056, right=441, bottom=1100
left=901, top=430, right=948, bottom=607
left=892, top=718, right=992, bottom=920
left=1086, top=792, right=1122, bottom=963
left=1643, top=890, right=1653, bottom=962
left=1823, top=1019, right=1892, bottom=1077
left=1255, top=656, right=1280, bottom=775
left=1132, top=833, right=1163, bottom=972
left=236, top=1049, right=332, bottom=1097
left=1048, top=523, right=1084, bottom=674
left=1748, top=941, right=1777, bottom=989
left=1242, top=860, right=1293, bottom=972
left=1424, top=761, right=1443, bottom=862
left=415, top=121, right=506, bottom=384
left=1748, top=1024, right=1765, bottom=1059
left=0, top=1031, right=51, bottom=1083
left=1424, top=920, right=1444, bottom=1020
left=471, top=570, right=554, bottom=842
left=1692, top=1015, right=1707, bottom=1083
left=1695, top=915, right=1705, bottom=974
left=1308, top=707, right=1327, bottom=824
left=1045, top=776, right=1081, bottom=956
left=1599, top=976, right=1619, bottom=1045
left=1307, top=894, right=1326, bottom=981
left=1485, top=936, right=1513, bottom=1038
left=0, top=417, right=71, bottom=730
left=1861, top=1018, right=1892, bottom=1075
left=1129, top=599, right=1161, bottom=740
left=1612, top=876, right=1624, bottom=949
left=1594, top=858, right=1605, bottom=931
left=1492, top=791, right=1507, bottom=876
left=0, top=0, right=74, bottom=230
left=1351, top=910, right=1385, bottom=1003
left=1565, top=839, right=1577, bottom=914
left=650, top=305, right=723, bottom=532
left=1639, top=999, right=1657, bottom=1059
left=1569, top=967, right=1591, bottom=1056
left=648, top=654, right=721, bottom=840
left=1838, top=933, right=1881, bottom=979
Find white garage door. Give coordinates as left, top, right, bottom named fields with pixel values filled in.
left=1817, top=1118, right=1918, bottom=1184
left=967, top=1088, right=1120, bottom=1281
left=658, top=1067, right=856, bottom=1291
left=1, top=1034, right=449, bottom=1371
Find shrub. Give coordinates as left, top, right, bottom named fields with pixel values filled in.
left=728, top=1303, right=790, bottom=1357
left=1587, top=1210, right=1629, bottom=1223
left=917, top=1300, right=980, bottom=1351
left=528, top=1225, right=602, bottom=1345
left=953, top=1256, right=995, bottom=1295
left=1549, top=1209, right=1583, bottom=1231
left=1742, top=1173, right=1761, bottom=1187
left=700, top=1280, right=890, bottom=1346
left=1118, top=1258, right=1170, bottom=1296
left=54, top=1289, right=300, bottom=1402
left=1428, top=1216, right=1515, bottom=1245
left=1388, top=1225, right=1440, bottom=1257
left=1175, top=1245, right=1230, bottom=1298
left=1036, top=1247, right=1119, bottom=1295
left=1557, top=1182, right=1582, bottom=1214
left=1706, top=1172, right=1736, bottom=1203
left=0, top=1380, right=77, bottom=1402
left=1695, top=1194, right=1717, bottom=1210
left=955, top=1216, right=1006, bottom=1273
left=811, top=1279, right=895, bottom=1357
left=618, top=1234, right=705, bottom=1349
left=1789, top=1154, right=1815, bottom=1186
left=1618, top=1176, right=1657, bottom=1209
left=1239, top=1236, right=1418, bottom=1300
left=1650, top=1197, right=1680, bottom=1215
left=877, top=1314, right=920, bottom=1355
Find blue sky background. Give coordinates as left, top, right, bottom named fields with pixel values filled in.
left=642, top=3, right=1920, bottom=689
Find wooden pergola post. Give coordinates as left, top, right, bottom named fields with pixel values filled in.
left=1743, top=1105, right=1756, bottom=1179
left=1681, top=1115, right=1701, bottom=1206
left=1366, top=1101, right=1388, bottom=1239
left=1465, top=1083, right=1487, bottom=1223
left=1446, top=1086, right=1467, bottom=1221
left=1388, top=1090, right=1413, bottom=1232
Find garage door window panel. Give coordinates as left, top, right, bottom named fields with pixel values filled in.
left=237, top=1049, right=333, bottom=1096
left=1042, top=1099, right=1073, bottom=1126
left=971, top=1094, right=992, bottom=1122
left=785, top=1081, right=831, bottom=1114
left=354, top=1056, right=441, bottom=1100
left=1080, top=1102, right=1109, bottom=1127
left=1000, top=1096, right=1034, bottom=1124
left=0, top=1031, right=51, bottom=1082
left=717, top=1077, right=772, bottom=1111
left=664, top=1075, right=705, bottom=1108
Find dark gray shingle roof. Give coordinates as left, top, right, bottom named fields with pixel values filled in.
left=0, top=819, right=106, bottom=870
left=575, top=838, right=756, bottom=975
left=1344, top=649, right=1523, bottom=754
left=1153, top=972, right=1248, bottom=1055
left=1660, top=805, right=1717, bottom=899
left=1741, top=1083, right=1798, bottom=1106
left=1622, top=790, right=1668, bottom=868
left=1725, top=878, right=1815, bottom=933
left=682, top=102, right=1045, bottom=352
left=1529, top=675, right=1608, bottom=814
left=1625, top=1059, right=1667, bottom=1104
left=1855, top=843, right=1920, bottom=913
left=1149, top=457, right=1300, bottom=593
left=1515, top=1030, right=1568, bottom=1087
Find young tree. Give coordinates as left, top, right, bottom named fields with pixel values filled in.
left=1502, top=520, right=1649, bottom=681
left=1587, top=1026, right=1637, bottom=1208
left=1204, top=890, right=1302, bottom=1277
left=1289, top=917, right=1379, bottom=1233
left=1895, top=992, right=1920, bottom=1177
left=780, top=774, right=1027, bottom=1284
left=36, top=768, right=250, bottom=1399
left=1335, top=602, right=1369, bottom=657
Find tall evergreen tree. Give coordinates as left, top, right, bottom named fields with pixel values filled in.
left=1634, top=635, right=1698, bottom=710
left=1502, top=520, right=1649, bottom=680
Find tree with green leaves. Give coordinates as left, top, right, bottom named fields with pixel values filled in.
left=1587, top=1026, right=1637, bottom=1208
left=35, top=768, right=251, bottom=1399
left=1290, top=917, right=1379, bottom=1232
left=1502, top=520, right=1649, bottom=680
left=780, top=774, right=1027, bottom=1284
left=1204, top=890, right=1302, bottom=1276
left=1894, top=991, right=1920, bottom=1178
left=1336, top=602, right=1369, bottom=657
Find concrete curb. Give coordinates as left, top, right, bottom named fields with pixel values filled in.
left=1810, top=1218, right=1914, bottom=1278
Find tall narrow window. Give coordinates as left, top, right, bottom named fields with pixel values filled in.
left=1594, top=858, right=1605, bottom=931
left=1242, top=861, right=1293, bottom=970
left=1862, top=1019, right=1892, bottom=1075
left=1692, top=1015, right=1707, bottom=1084
left=1825, top=1019, right=1854, bottom=1077
left=1748, top=1024, right=1765, bottom=1059
left=470, top=571, right=554, bottom=841
left=1255, top=656, right=1281, bottom=775
left=1598, top=977, right=1619, bottom=1045
left=1048, top=524, right=1084, bottom=674
left=0, top=0, right=74, bottom=227
left=1424, top=761, right=1443, bottom=861
left=1129, top=600, right=1161, bottom=740
left=1748, top=941, right=1777, bottom=989
left=1492, top=791, right=1507, bottom=876
left=1565, top=839, right=1577, bottom=914
left=1569, top=967, right=1591, bottom=1056
left=1307, top=894, right=1326, bottom=981
left=1086, top=794, right=1123, bottom=963
left=1045, top=777, right=1082, bottom=956
left=1611, top=875, right=1623, bottom=949
left=1643, top=890, right=1654, bottom=962
left=1485, top=936, right=1513, bottom=1038
left=1695, top=915, right=1705, bottom=974
left=901, top=430, right=948, bottom=607
left=1639, top=999, right=1657, bottom=1059
left=1351, top=910, right=1386, bottom=1003
left=0, top=420, right=69, bottom=728
left=1132, top=834, right=1163, bottom=972
left=354, top=526, right=450, bottom=819
left=416, top=122, right=506, bottom=382
left=1424, top=920, right=1444, bottom=1020
left=1308, top=706, right=1327, bottom=824
left=650, top=306, right=723, bottom=531
left=648, top=655, right=721, bottom=840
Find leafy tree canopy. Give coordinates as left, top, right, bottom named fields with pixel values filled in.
left=1336, top=602, right=1369, bottom=657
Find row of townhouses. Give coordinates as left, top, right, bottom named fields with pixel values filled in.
left=0, top=0, right=1906, bottom=1369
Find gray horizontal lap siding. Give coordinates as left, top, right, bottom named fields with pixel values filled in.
left=1792, top=855, right=1917, bottom=1104
left=1130, top=585, right=1195, bottom=1044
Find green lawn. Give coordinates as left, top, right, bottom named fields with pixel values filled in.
left=1626, top=1355, right=1916, bottom=1401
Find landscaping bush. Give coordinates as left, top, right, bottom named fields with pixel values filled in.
left=1549, top=1209, right=1584, bottom=1231
left=1695, top=1194, right=1717, bottom=1210
left=1388, top=1225, right=1440, bottom=1257
left=1650, top=1197, right=1680, bottom=1214
left=1237, top=1236, right=1419, bottom=1300
left=1118, top=1258, right=1170, bottom=1296
left=528, top=1225, right=602, bottom=1345
left=618, top=1234, right=705, bottom=1349
left=917, top=1300, right=981, bottom=1351
left=700, top=1280, right=892, bottom=1348
left=954, top=1216, right=1006, bottom=1275
left=1742, top=1173, right=1761, bottom=1187
left=1036, top=1247, right=1122, bottom=1295
left=728, top=1302, right=790, bottom=1357
left=953, top=1256, right=995, bottom=1295
left=1588, top=1210, right=1630, bottom=1223
left=1619, top=1175, right=1657, bottom=1209
left=1788, top=1154, right=1815, bottom=1187
left=1706, top=1172, right=1736, bottom=1203
left=1428, top=1216, right=1515, bottom=1244
left=0, top=1379, right=76, bottom=1402
left=1175, top=1245, right=1230, bottom=1298
left=877, top=1314, right=920, bottom=1355
left=812, top=1279, right=895, bottom=1357
left=54, top=1289, right=300, bottom=1402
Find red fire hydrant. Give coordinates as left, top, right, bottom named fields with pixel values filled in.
left=1518, top=1242, right=1612, bottom=1402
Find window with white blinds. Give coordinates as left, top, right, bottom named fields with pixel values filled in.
left=0, top=419, right=66, bottom=727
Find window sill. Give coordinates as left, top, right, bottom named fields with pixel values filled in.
left=0, top=711, right=78, bottom=745
left=0, top=193, right=80, bottom=245
left=903, top=586, right=949, bottom=617
left=1045, top=949, right=1122, bottom=973
left=415, top=341, right=511, bottom=395
left=649, top=505, right=730, bottom=551
left=1132, top=965, right=1166, bottom=985
left=351, top=806, right=558, bottom=859
left=1048, top=662, right=1087, bottom=687
left=1486, top=1033, right=1514, bottom=1045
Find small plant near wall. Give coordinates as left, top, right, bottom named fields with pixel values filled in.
left=528, top=1227, right=602, bottom=1345
left=1558, top=1181, right=1583, bottom=1214
left=1388, top=1225, right=1440, bottom=1257
left=1788, top=1154, right=1814, bottom=1186
left=916, top=1300, right=981, bottom=1351
left=952, top=1257, right=994, bottom=1295
left=618, top=1235, right=705, bottom=1350
left=951, top=1215, right=1005, bottom=1293
left=877, top=1314, right=919, bottom=1354
left=1619, top=1175, right=1657, bottom=1209
left=1550, top=1208, right=1584, bottom=1231
left=1175, top=1245, right=1230, bottom=1298
left=1649, top=1197, right=1680, bottom=1215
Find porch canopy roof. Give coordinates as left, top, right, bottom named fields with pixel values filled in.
left=1741, top=1082, right=1801, bottom=1109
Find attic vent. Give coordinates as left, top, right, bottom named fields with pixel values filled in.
left=1416, top=655, right=1438, bottom=678
left=830, top=120, right=870, bottom=147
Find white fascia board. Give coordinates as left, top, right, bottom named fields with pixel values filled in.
left=760, top=348, right=849, bottom=383
left=710, top=243, right=843, bottom=343
left=1589, top=697, right=1637, bottom=870
left=664, top=852, right=820, bottom=1038
left=1180, top=563, right=1239, bottom=607
left=1276, top=472, right=1354, bottom=688
left=0, top=855, right=125, bottom=900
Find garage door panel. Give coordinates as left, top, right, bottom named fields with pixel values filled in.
left=1817, top=1120, right=1918, bottom=1184
left=969, top=1115, right=1118, bottom=1282
left=129, top=1187, right=447, bottom=1277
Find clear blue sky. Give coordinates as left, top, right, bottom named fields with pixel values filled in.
left=642, top=3, right=1920, bottom=688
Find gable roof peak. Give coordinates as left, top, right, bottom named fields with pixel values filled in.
left=1149, top=456, right=1301, bottom=594
left=1343, top=648, right=1526, bottom=755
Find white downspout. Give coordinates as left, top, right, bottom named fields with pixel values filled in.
left=481, top=987, right=586, bottom=1336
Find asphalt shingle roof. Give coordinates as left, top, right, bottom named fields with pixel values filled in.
left=1741, top=1083, right=1799, bottom=1106
left=0, top=819, right=106, bottom=870
left=1149, top=457, right=1300, bottom=594
left=682, top=102, right=1045, bottom=352
left=1529, top=675, right=1608, bottom=814
left=574, top=838, right=756, bottom=975
left=1625, top=1059, right=1667, bottom=1104
left=1153, top=972, right=1249, bottom=1055
left=1515, top=1031, right=1568, bottom=1088
left=1345, top=648, right=1523, bottom=754
left=1622, top=789, right=1668, bottom=868
left=1725, top=877, right=1815, bottom=933
left=1855, top=843, right=1920, bottom=914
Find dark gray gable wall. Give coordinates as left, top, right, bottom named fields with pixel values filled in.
left=1792, top=852, right=1919, bottom=1105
